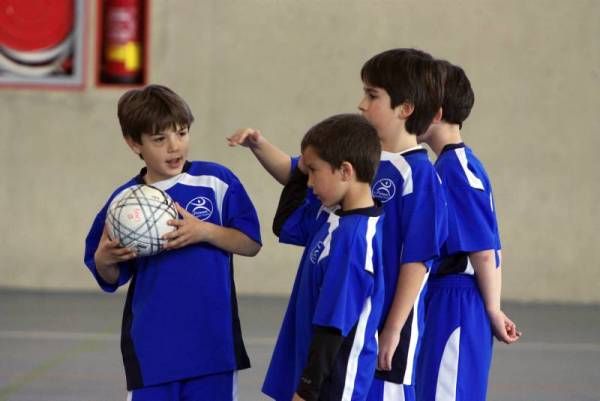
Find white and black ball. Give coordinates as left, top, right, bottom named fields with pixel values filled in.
left=106, top=185, right=178, bottom=257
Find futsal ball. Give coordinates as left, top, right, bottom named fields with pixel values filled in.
left=106, top=184, right=178, bottom=257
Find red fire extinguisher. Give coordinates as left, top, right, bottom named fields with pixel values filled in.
left=101, top=0, right=143, bottom=84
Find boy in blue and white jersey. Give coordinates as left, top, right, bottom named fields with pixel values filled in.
left=271, top=114, right=385, bottom=401
left=236, top=114, right=385, bottom=401
left=84, top=85, right=261, bottom=401
left=358, top=49, right=448, bottom=401
left=416, top=61, right=521, bottom=401
left=228, top=49, right=448, bottom=401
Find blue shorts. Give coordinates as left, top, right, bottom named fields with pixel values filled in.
left=366, top=378, right=415, bottom=401
left=416, top=275, right=492, bottom=401
left=127, top=371, right=237, bottom=401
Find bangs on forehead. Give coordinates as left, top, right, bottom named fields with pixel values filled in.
left=147, top=108, right=191, bottom=135
left=149, top=119, right=187, bottom=135
left=360, top=57, right=388, bottom=88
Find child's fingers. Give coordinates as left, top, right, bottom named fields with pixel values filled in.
left=167, top=219, right=184, bottom=228
left=111, top=246, right=137, bottom=261
left=174, top=202, right=192, bottom=218
left=377, top=349, right=391, bottom=371
left=226, top=128, right=259, bottom=146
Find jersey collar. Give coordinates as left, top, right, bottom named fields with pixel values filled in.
left=440, top=142, right=465, bottom=155
left=380, top=145, right=426, bottom=161
left=336, top=202, right=384, bottom=217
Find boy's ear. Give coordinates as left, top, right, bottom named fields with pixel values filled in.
left=432, top=107, right=443, bottom=124
left=124, top=136, right=142, bottom=156
left=340, top=161, right=355, bottom=181
left=395, top=102, right=415, bottom=119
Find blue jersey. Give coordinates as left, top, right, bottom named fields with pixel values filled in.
left=416, top=144, right=500, bottom=401
left=84, top=161, right=261, bottom=390
left=432, top=143, right=501, bottom=275
left=263, top=200, right=385, bottom=401
left=370, top=147, right=447, bottom=385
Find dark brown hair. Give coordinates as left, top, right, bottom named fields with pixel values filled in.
left=301, top=114, right=381, bottom=183
left=361, top=48, right=444, bottom=136
left=117, top=84, right=194, bottom=143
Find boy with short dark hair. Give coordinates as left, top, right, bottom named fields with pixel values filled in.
left=357, top=48, right=448, bottom=401
left=84, top=84, right=262, bottom=401
left=264, top=114, right=386, bottom=401
left=416, top=61, right=520, bottom=401
left=228, top=48, right=448, bottom=401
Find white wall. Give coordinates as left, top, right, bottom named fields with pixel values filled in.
left=1, top=0, right=598, bottom=302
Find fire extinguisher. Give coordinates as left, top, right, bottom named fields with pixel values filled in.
left=101, top=0, right=143, bottom=84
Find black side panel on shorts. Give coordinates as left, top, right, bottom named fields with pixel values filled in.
left=318, top=325, right=358, bottom=400
left=230, top=258, right=251, bottom=370
left=121, top=273, right=144, bottom=390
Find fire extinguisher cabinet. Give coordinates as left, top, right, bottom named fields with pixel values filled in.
left=97, top=0, right=148, bottom=86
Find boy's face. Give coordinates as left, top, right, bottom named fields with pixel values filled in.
left=358, top=84, right=403, bottom=142
left=126, top=124, right=190, bottom=184
left=302, top=146, right=347, bottom=208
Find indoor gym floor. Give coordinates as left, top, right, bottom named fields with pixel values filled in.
left=0, top=289, right=598, bottom=401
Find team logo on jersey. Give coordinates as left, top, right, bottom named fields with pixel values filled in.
left=186, top=196, right=213, bottom=220
left=372, top=178, right=396, bottom=203
left=309, top=241, right=325, bottom=264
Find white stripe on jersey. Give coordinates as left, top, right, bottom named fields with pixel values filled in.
left=126, top=391, right=132, bottom=401
left=435, top=327, right=461, bottom=401
left=464, top=256, right=475, bottom=275
left=389, top=157, right=414, bottom=196
left=232, top=371, right=239, bottom=401
left=153, top=173, right=229, bottom=223
left=342, top=297, right=372, bottom=401
left=364, top=216, right=380, bottom=274
left=402, top=271, right=429, bottom=384
left=454, top=148, right=484, bottom=190
left=383, top=381, right=406, bottom=401
left=317, top=214, right=341, bottom=264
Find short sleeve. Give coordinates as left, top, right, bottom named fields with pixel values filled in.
left=222, top=177, right=262, bottom=245
left=312, top=230, right=373, bottom=336
left=399, top=167, right=447, bottom=265
left=290, top=156, right=300, bottom=173
left=444, top=182, right=498, bottom=254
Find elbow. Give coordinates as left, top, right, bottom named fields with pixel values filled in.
left=470, top=250, right=494, bottom=266
left=244, top=242, right=262, bottom=257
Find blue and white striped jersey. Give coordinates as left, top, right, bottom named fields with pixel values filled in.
left=84, top=161, right=261, bottom=390
left=263, top=199, right=385, bottom=401
left=371, top=147, right=448, bottom=385
left=432, top=143, right=501, bottom=275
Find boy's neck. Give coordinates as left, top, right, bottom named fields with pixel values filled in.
left=428, top=123, right=463, bottom=156
left=381, top=129, right=418, bottom=153
left=341, top=182, right=375, bottom=211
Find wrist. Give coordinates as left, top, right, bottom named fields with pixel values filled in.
left=249, top=135, right=267, bottom=151
left=200, top=221, right=217, bottom=243
left=486, top=305, right=502, bottom=316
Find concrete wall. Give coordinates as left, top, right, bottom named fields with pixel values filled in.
left=1, top=0, right=598, bottom=302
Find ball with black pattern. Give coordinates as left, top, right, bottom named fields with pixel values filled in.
left=106, top=184, right=178, bottom=257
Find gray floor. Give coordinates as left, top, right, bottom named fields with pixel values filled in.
left=0, top=289, right=599, bottom=401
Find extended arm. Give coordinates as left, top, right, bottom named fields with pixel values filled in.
left=227, top=128, right=292, bottom=185
left=378, top=262, right=427, bottom=370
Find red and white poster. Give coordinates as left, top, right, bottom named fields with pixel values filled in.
left=0, top=0, right=86, bottom=89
